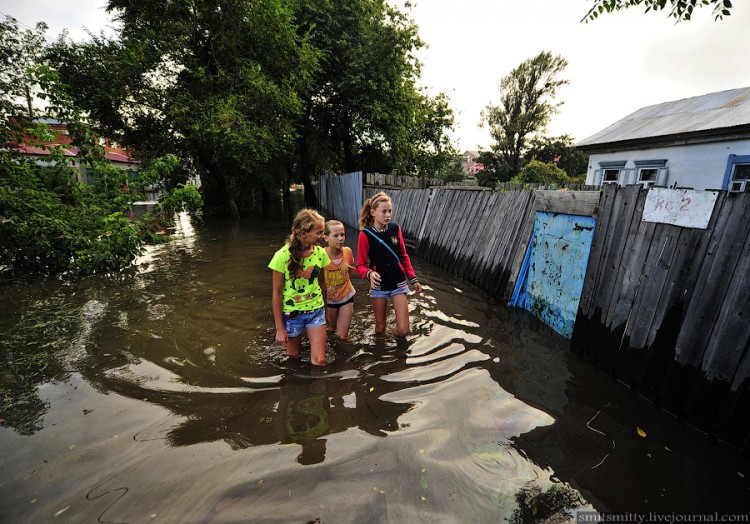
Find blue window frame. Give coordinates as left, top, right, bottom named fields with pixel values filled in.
left=722, top=154, right=750, bottom=191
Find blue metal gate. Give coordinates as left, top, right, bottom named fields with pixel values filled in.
left=509, top=211, right=596, bottom=338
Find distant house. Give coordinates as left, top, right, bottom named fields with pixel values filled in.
left=11, top=119, right=139, bottom=182
left=576, top=87, right=750, bottom=191
left=461, top=150, right=485, bottom=177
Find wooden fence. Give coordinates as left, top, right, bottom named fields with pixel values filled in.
left=318, top=172, right=362, bottom=229
left=321, top=173, right=750, bottom=448
left=358, top=183, right=599, bottom=300
left=571, top=184, right=750, bottom=447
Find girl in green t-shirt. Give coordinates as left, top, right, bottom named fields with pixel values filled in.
left=268, top=209, right=331, bottom=366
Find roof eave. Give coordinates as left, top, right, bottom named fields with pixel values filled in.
left=576, top=125, right=750, bottom=154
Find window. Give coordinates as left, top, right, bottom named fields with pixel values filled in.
left=722, top=154, right=750, bottom=192
left=634, top=159, right=668, bottom=186
left=596, top=160, right=626, bottom=185
left=602, top=169, right=620, bottom=183
left=638, top=168, right=658, bottom=182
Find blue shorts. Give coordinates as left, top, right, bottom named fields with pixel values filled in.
left=370, top=285, right=409, bottom=300
left=283, top=307, right=326, bottom=338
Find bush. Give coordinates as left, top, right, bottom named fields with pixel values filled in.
left=512, top=159, right=569, bottom=185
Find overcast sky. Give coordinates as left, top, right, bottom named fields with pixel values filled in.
left=3, top=0, right=750, bottom=152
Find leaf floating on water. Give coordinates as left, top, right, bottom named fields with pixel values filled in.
left=150, top=514, right=157, bottom=519
left=420, top=496, right=426, bottom=501
left=636, top=427, right=647, bottom=438
left=646, top=453, right=652, bottom=458
left=55, top=506, right=69, bottom=517
left=738, top=471, right=745, bottom=479
left=379, top=490, right=385, bottom=494
left=664, top=446, right=672, bottom=452
left=68, top=445, right=76, bottom=450
left=369, top=387, right=374, bottom=392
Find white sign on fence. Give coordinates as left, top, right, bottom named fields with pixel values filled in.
left=642, top=188, right=719, bottom=229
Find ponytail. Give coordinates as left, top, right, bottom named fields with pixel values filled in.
left=359, top=192, right=391, bottom=229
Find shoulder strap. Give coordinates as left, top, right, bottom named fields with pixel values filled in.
left=364, top=227, right=401, bottom=263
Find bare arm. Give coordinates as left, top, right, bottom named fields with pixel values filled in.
left=272, top=270, right=288, bottom=344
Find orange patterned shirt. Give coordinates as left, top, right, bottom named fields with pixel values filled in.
left=323, top=247, right=356, bottom=304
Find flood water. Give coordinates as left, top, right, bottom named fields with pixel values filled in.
left=1, top=198, right=748, bottom=523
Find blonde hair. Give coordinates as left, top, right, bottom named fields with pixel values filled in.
left=359, top=192, right=391, bottom=229
left=287, top=209, right=325, bottom=275
left=324, top=219, right=344, bottom=236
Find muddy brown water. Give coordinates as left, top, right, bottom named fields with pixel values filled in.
left=1, top=202, right=748, bottom=523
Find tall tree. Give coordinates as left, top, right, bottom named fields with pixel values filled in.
left=50, top=0, right=318, bottom=218
left=291, top=0, right=456, bottom=205
left=481, top=51, right=568, bottom=180
left=583, top=0, right=732, bottom=22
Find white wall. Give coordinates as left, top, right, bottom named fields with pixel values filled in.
left=585, top=139, right=750, bottom=190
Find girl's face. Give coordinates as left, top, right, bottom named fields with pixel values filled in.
left=299, top=222, right=324, bottom=248
left=325, top=224, right=346, bottom=249
left=370, top=201, right=392, bottom=228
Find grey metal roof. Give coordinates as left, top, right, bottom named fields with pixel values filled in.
left=576, top=86, right=750, bottom=147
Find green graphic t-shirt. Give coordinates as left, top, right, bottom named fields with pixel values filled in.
left=268, top=244, right=331, bottom=312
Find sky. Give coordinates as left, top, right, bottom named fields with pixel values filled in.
left=2, top=0, right=750, bottom=152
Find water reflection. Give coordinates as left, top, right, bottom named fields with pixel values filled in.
left=1, top=208, right=748, bottom=522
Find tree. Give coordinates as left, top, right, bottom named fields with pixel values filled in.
left=438, top=157, right=465, bottom=182
left=475, top=150, right=505, bottom=187
left=523, top=135, right=588, bottom=179
left=291, top=0, right=457, bottom=205
left=1, top=17, right=201, bottom=276
left=49, top=0, right=318, bottom=218
left=512, top=159, right=569, bottom=185
left=583, top=0, right=732, bottom=22
left=0, top=17, right=50, bottom=141
left=482, top=51, right=568, bottom=180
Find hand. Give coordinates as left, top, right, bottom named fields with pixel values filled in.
left=368, top=271, right=381, bottom=289
left=413, top=282, right=423, bottom=294
left=275, top=328, right=288, bottom=346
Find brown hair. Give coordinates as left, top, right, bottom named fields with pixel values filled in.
left=359, top=192, right=391, bottom=229
left=287, top=209, right=325, bottom=275
left=324, top=219, right=344, bottom=236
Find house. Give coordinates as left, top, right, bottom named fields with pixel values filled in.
left=461, top=150, right=485, bottom=177
left=12, top=119, right=139, bottom=182
left=576, top=87, right=750, bottom=191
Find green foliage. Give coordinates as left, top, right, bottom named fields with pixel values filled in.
left=48, top=0, right=318, bottom=217
left=513, top=159, right=569, bottom=185
left=524, top=135, right=588, bottom=179
left=290, top=0, right=457, bottom=191
left=0, top=153, right=158, bottom=275
left=438, top=157, right=465, bottom=182
left=507, top=482, right=585, bottom=524
left=482, top=51, right=568, bottom=180
left=583, top=0, right=731, bottom=22
left=156, top=185, right=203, bottom=216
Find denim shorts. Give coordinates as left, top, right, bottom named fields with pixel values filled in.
left=284, top=307, right=326, bottom=337
left=369, top=285, right=409, bottom=300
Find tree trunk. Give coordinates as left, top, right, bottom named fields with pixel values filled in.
left=197, top=149, right=240, bottom=218
left=260, top=186, right=270, bottom=219
left=298, top=125, right=318, bottom=208
left=342, top=113, right=355, bottom=173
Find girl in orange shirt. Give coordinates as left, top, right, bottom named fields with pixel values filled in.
left=322, top=220, right=357, bottom=339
